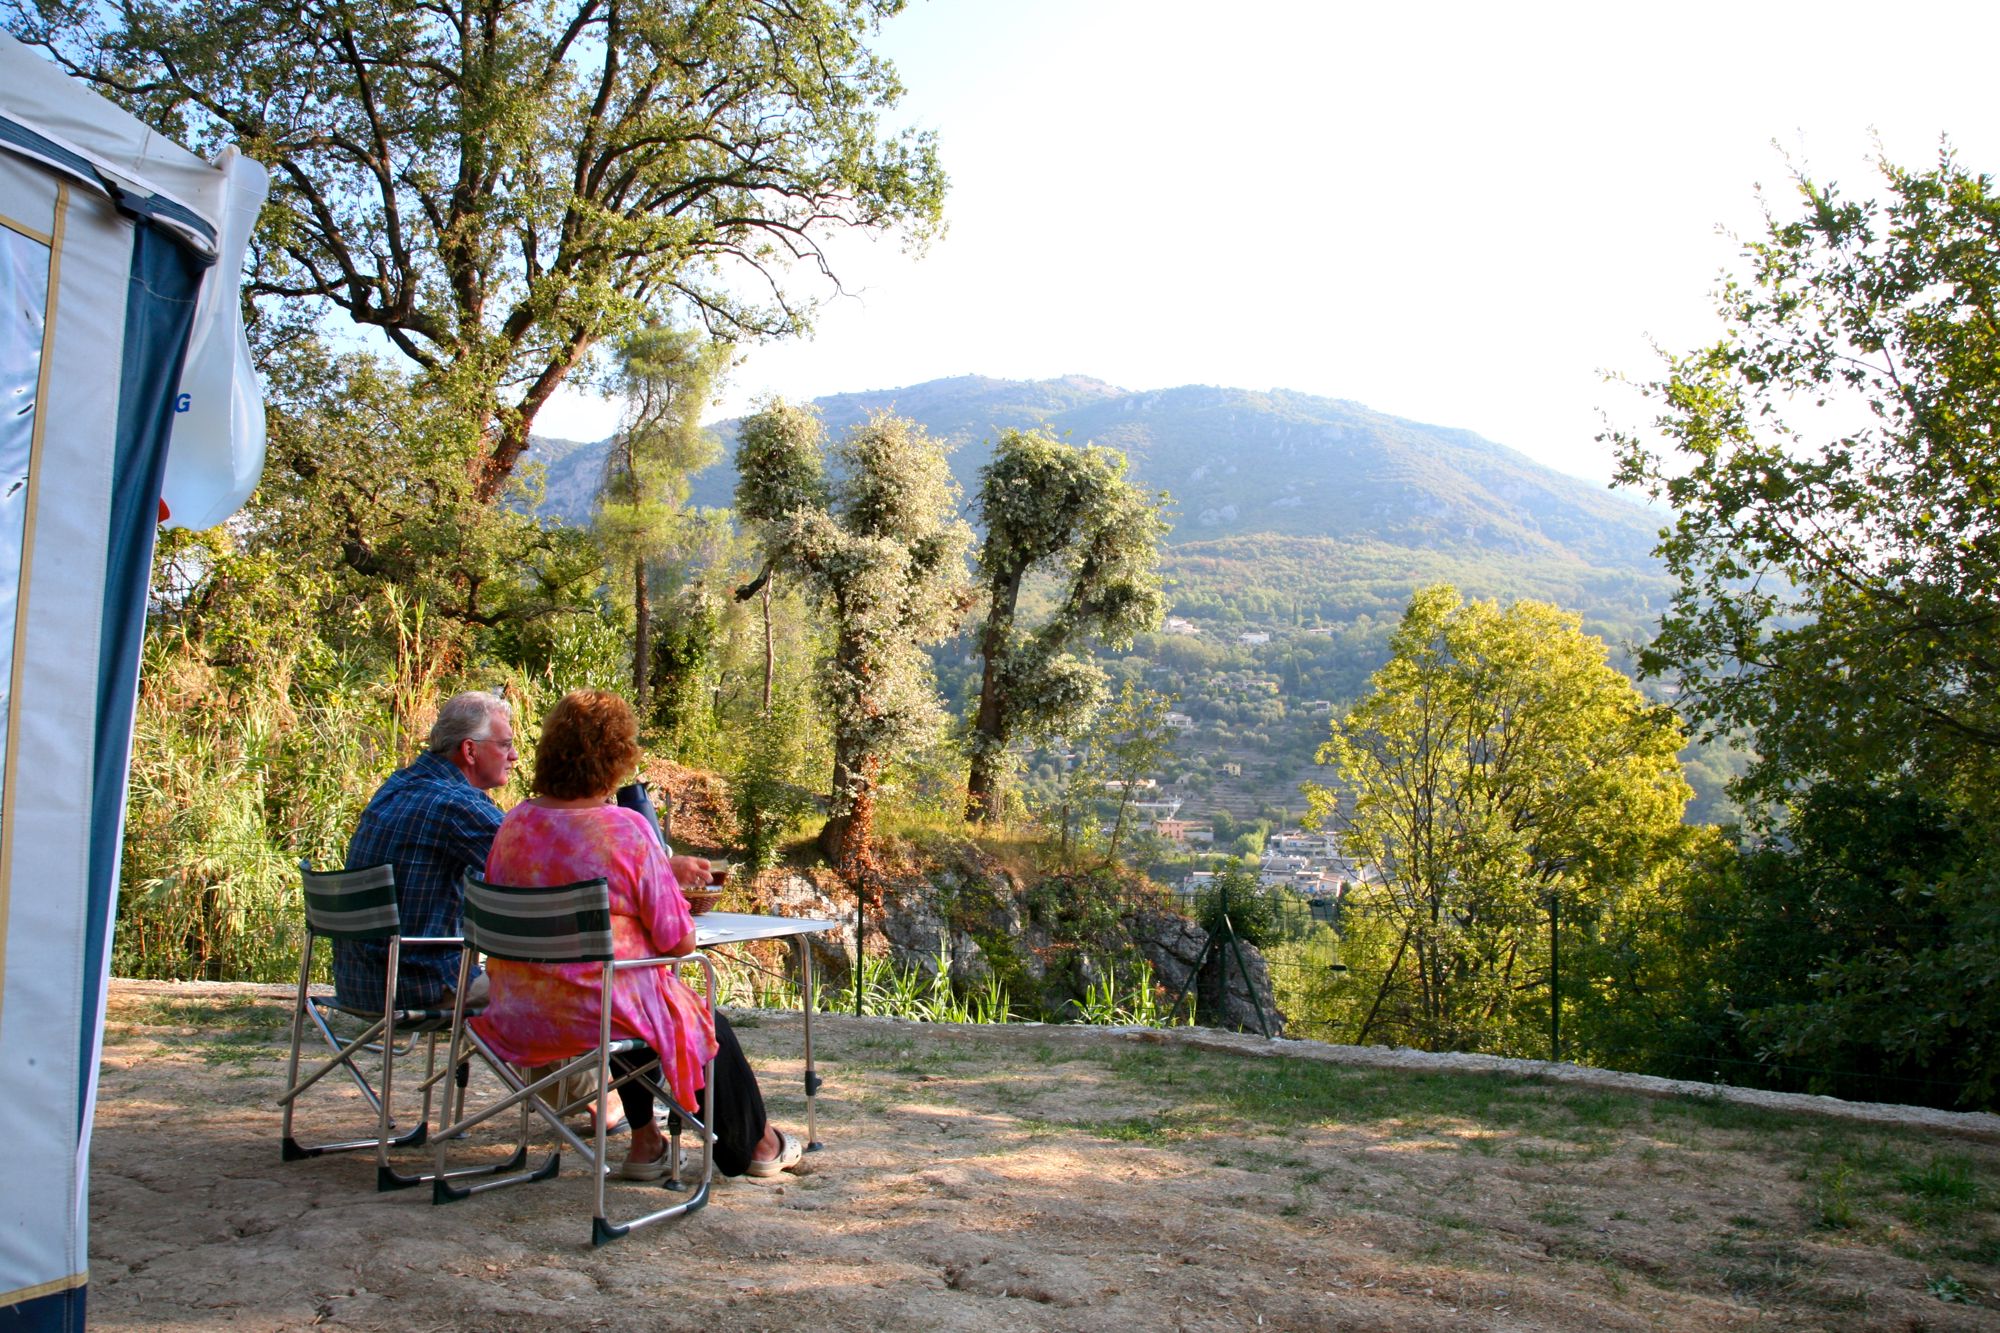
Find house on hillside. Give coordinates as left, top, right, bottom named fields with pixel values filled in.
left=1164, top=616, right=1199, bottom=635
left=1164, top=711, right=1193, bottom=731
left=1238, top=631, right=1271, bottom=645
left=1155, top=817, right=1214, bottom=847
left=1270, top=831, right=1341, bottom=859
left=1259, top=854, right=1312, bottom=886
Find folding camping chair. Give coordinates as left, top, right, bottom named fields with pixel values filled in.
left=278, top=862, right=524, bottom=1191
left=431, top=873, right=717, bottom=1247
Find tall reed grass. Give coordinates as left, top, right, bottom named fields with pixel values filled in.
left=116, top=636, right=409, bottom=982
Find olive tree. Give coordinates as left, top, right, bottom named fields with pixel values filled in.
left=733, top=402, right=970, bottom=869
left=964, top=429, right=1166, bottom=823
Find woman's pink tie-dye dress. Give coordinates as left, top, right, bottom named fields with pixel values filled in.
left=471, top=802, right=717, bottom=1106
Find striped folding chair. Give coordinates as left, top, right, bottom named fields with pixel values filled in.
left=278, top=862, right=523, bottom=1191
left=431, top=873, right=717, bottom=1246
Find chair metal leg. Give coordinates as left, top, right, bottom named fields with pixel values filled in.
left=281, top=944, right=430, bottom=1161
left=431, top=1030, right=569, bottom=1203
left=591, top=1049, right=715, bottom=1246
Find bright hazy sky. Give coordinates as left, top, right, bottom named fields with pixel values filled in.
left=536, top=0, right=2000, bottom=485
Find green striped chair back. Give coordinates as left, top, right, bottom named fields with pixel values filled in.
left=462, top=873, right=614, bottom=964
left=299, top=862, right=401, bottom=940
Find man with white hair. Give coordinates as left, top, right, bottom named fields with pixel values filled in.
left=333, top=690, right=515, bottom=1013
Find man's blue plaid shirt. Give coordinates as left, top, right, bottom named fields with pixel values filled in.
left=333, top=751, right=503, bottom=1011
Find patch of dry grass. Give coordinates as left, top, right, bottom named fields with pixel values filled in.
left=88, top=982, right=2000, bottom=1332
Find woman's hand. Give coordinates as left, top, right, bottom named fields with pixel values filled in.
left=668, top=854, right=711, bottom=890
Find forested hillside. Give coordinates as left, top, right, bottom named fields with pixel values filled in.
left=539, top=374, right=1661, bottom=569
left=534, top=374, right=1686, bottom=815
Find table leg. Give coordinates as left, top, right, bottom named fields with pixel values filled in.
left=798, top=934, right=822, bottom=1151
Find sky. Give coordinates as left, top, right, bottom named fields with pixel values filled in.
left=537, top=0, right=2000, bottom=485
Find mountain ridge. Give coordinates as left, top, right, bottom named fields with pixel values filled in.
left=528, top=372, right=1668, bottom=637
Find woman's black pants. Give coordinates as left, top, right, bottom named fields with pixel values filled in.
left=610, top=1011, right=768, bottom=1176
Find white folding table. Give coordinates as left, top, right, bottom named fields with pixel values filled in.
left=693, top=911, right=840, bottom=1148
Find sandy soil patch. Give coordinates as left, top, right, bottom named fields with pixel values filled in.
left=88, top=981, right=2000, bottom=1331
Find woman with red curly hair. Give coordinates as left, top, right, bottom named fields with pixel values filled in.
left=471, top=688, right=802, bottom=1179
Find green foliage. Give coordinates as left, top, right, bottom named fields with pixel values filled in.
left=1024, top=868, right=1129, bottom=949
left=17, top=0, right=946, bottom=493
left=1670, top=786, right=1997, bottom=1108
left=599, top=328, right=731, bottom=709
left=1072, top=958, right=1178, bottom=1026
left=1194, top=860, right=1281, bottom=947
left=221, top=343, right=602, bottom=648
left=647, top=586, right=720, bottom=759
left=1609, top=147, right=2000, bottom=816
left=117, top=636, right=408, bottom=981
left=731, top=681, right=827, bottom=871
left=964, top=428, right=1168, bottom=820
left=1032, top=680, right=1177, bottom=867
left=1097, top=681, right=1177, bottom=863
left=853, top=949, right=1013, bottom=1025
left=1306, top=586, right=1694, bottom=1055
left=1264, top=905, right=1401, bottom=1046
left=492, top=601, right=631, bottom=700
left=1604, top=148, right=2000, bottom=1111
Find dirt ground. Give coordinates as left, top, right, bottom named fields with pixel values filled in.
left=89, top=980, right=2000, bottom=1332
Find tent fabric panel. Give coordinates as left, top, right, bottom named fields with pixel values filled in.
left=0, top=154, right=57, bottom=245
left=0, top=111, right=214, bottom=257
left=0, top=36, right=222, bottom=251
left=0, top=160, right=55, bottom=833
left=0, top=177, right=125, bottom=1315
left=83, top=217, right=200, bottom=1106
left=0, top=1281, right=85, bottom=1330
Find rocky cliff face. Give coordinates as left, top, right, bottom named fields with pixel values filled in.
left=649, top=758, right=1281, bottom=1032
left=739, top=840, right=1282, bottom=1035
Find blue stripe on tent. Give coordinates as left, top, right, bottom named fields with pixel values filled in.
left=0, top=1284, right=85, bottom=1330
left=0, top=112, right=217, bottom=253
left=78, top=221, right=203, bottom=1122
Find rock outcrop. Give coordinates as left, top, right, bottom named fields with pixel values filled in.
left=742, top=840, right=1283, bottom=1034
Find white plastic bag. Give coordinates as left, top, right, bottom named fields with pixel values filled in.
left=160, top=146, right=269, bottom=530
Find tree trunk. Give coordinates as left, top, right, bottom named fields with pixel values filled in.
left=761, top=575, right=774, bottom=714
left=965, top=567, right=1023, bottom=823
left=632, top=557, right=650, bottom=713
left=818, top=747, right=877, bottom=871
left=1106, top=776, right=1137, bottom=864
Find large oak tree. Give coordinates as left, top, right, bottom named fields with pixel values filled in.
left=10, top=0, right=946, bottom=499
